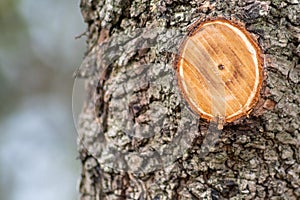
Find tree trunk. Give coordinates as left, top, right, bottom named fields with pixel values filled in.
left=77, top=0, right=300, bottom=199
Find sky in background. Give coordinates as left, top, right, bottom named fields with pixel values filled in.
left=0, top=0, right=86, bottom=199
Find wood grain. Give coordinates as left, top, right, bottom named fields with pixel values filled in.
left=176, top=19, right=263, bottom=125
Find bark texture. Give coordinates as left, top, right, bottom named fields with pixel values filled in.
left=77, top=0, right=300, bottom=199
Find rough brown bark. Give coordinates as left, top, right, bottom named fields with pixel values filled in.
left=77, top=0, right=300, bottom=199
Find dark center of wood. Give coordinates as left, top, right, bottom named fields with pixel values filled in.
left=218, top=64, right=224, bottom=70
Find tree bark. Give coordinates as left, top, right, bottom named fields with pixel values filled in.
left=77, top=0, right=300, bottom=199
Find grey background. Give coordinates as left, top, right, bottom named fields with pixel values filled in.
left=0, top=0, right=85, bottom=199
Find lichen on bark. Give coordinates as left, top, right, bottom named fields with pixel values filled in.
left=77, top=0, right=300, bottom=199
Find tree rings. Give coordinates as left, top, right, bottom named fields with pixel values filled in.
left=176, top=18, right=263, bottom=126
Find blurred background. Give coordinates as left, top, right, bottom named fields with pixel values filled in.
left=0, top=0, right=86, bottom=199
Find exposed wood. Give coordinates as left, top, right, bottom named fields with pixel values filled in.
left=176, top=19, right=263, bottom=126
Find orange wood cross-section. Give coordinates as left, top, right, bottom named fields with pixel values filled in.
left=176, top=19, right=263, bottom=128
